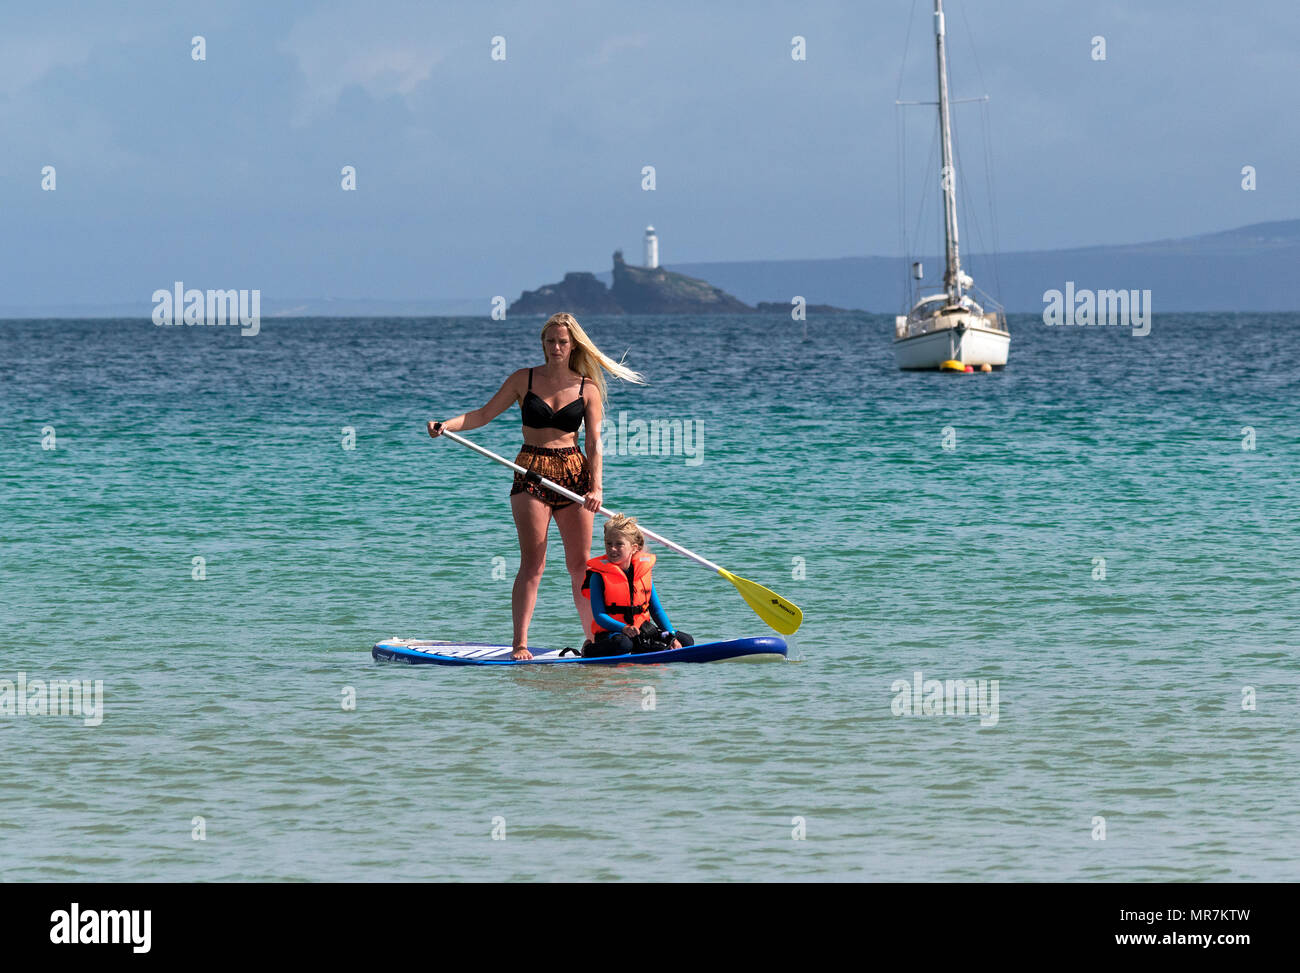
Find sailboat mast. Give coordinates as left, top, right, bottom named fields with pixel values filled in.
left=934, top=0, right=962, bottom=302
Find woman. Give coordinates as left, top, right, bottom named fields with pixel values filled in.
left=428, top=313, right=644, bottom=659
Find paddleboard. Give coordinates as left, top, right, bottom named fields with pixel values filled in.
left=372, top=636, right=787, bottom=666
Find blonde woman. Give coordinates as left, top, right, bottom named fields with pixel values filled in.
left=428, top=313, right=645, bottom=659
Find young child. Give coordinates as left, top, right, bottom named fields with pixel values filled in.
left=581, top=515, right=694, bottom=657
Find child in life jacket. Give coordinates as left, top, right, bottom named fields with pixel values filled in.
left=580, top=514, right=694, bottom=657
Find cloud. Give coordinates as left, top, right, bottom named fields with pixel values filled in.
left=591, top=32, right=650, bottom=65
left=0, top=34, right=95, bottom=96
left=280, top=7, right=449, bottom=125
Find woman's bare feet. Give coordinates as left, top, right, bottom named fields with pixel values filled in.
left=511, top=645, right=533, bottom=660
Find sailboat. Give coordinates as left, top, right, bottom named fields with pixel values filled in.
left=894, top=0, right=1009, bottom=371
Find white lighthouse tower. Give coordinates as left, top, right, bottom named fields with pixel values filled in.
left=643, top=226, right=659, bottom=269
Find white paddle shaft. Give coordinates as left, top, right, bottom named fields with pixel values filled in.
left=440, top=429, right=723, bottom=574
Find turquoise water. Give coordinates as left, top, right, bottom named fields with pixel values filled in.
left=1, top=313, right=1297, bottom=881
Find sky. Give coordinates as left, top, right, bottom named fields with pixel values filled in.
left=1, top=0, right=1296, bottom=308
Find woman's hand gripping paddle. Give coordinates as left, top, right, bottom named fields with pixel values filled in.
left=434, top=428, right=803, bottom=635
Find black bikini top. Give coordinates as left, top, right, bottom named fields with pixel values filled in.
left=521, top=368, right=586, bottom=432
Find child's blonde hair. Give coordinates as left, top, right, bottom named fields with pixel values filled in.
left=603, top=514, right=644, bottom=549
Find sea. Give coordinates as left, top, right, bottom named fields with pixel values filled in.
left=1, top=312, right=1296, bottom=881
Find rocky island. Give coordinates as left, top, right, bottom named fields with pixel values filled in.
left=509, top=250, right=853, bottom=316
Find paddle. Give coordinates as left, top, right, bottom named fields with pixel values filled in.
left=434, top=428, right=803, bottom=636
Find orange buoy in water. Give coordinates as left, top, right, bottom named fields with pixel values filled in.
left=980, top=363, right=992, bottom=372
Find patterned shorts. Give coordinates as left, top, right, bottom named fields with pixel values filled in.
left=510, top=445, right=591, bottom=509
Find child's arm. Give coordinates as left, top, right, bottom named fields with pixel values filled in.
left=589, top=575, right=634, bottom=635
left=648, top=583, right=675, bottom=635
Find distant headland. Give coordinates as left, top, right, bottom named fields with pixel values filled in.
left=9, top=219, right=1292, bottom=320
left=508, top=250, right=855, bottom=316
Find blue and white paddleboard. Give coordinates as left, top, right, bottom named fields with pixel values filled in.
left=372, top=636, right=787, bottom=666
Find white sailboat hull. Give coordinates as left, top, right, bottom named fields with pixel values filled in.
left=893, top=309, right=1009, bottom=370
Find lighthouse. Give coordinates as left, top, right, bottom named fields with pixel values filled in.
left=643, top=226, right=659, bottom=269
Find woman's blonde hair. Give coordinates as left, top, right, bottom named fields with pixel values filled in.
left=541, top=313, right=645, bottom=403
left=603, top=513, right=644, bottom=549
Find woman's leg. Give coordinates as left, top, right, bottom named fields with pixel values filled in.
left=552, top=499, right=595, bottom=640
left=510, top=491, right=552, bottom=649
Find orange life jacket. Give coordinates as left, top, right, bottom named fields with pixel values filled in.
left=583, top=553, right=656, bottom=635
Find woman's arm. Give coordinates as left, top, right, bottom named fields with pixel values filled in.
left=589, top=574, right=634, bottom=636
left=428, top=370, right=523, bottom=437
left=582, top=386, right=603, bottom=511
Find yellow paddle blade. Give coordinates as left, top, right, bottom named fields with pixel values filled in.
left=719, top=568, right=803, bottom=635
